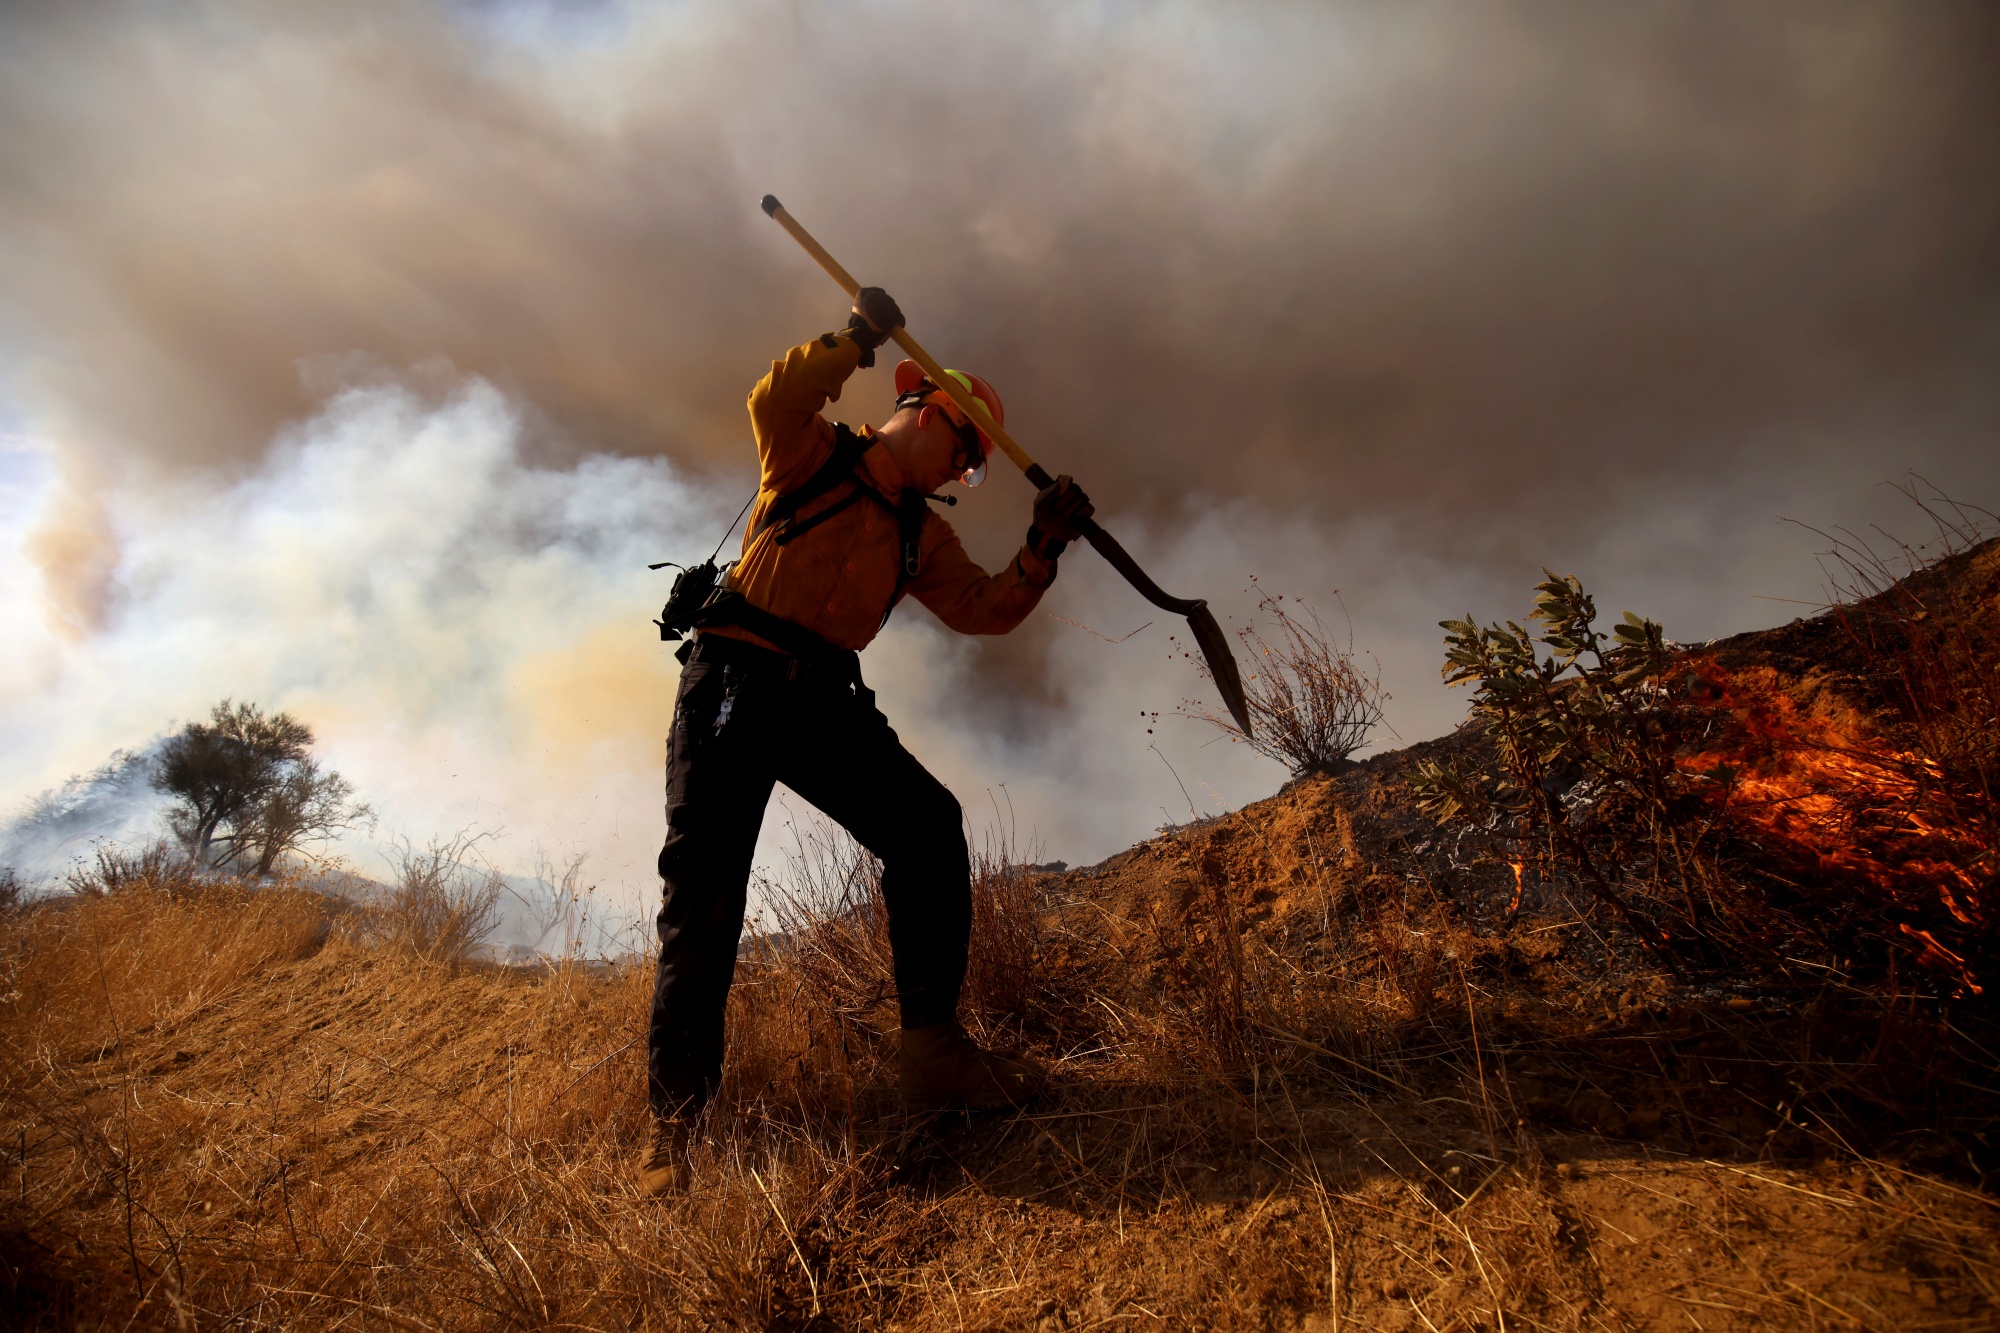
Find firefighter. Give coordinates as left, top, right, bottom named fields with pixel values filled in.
left=642, top=287, right=1092, bottom=1194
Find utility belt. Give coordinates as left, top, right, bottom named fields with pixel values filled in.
left=675, top=589, right=867, bottom=695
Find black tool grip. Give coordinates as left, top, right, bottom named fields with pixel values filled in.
left=1080, top=524, right=1200, bottom=616
left=1027, top=464, right=1172, bottom=600
left=1071, top=519, right=1254, bottom=732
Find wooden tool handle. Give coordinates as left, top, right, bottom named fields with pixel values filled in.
left=762, top=195, right=862, bottom=296
left=761, top=195, right=1041, bottom=479
left=761, top=194, right=1255, bottom=734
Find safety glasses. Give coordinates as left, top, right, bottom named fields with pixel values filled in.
left=948, top=418, right=987, bottom=485
left=896, top=388, right=990, bottom=487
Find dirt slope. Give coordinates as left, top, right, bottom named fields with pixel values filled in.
left=3, top=553, right=1998, bottom=1330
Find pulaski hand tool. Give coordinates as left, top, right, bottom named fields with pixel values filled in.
left=760, top=194, right=1252, bottom=735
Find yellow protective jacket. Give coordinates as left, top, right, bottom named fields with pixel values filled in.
left=704, top=333, right=1057, bottom=655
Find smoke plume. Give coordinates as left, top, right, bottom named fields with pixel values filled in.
left=3, top=1, right=1996, bottom=918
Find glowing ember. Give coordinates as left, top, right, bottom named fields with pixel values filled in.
left=1678, top=660, right=1991, bottom=994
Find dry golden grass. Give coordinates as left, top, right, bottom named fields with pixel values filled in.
left=5, top=775, right=1998, bottom=1331
left=14, top=512, right=1996, bottom=1331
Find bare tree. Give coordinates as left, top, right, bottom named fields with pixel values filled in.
left=1187, top=588, right=1389, bottom=776
left=153, top=700, right=370, bottom=873
left=241, top=758, right=373, bottom=875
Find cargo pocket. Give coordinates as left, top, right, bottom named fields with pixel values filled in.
left=664, top=660, right=726, bottom=829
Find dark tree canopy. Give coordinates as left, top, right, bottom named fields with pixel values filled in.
left=152, top=700, right=370, bottom=874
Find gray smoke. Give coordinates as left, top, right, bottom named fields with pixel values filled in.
left=2, top=1, right=1996, bottom=918
left=0, top=743, right=171, bottom=885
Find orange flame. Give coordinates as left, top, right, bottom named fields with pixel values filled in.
left=1677, top=659, right=1991, bottom=993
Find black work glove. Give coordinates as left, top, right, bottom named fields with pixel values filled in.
left=841, top=287, right=904, bottom=368
left=1028, top=475, right=1094, bottom=561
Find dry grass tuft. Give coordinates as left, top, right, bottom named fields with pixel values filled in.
left=62, top=843, right=201, bottom=899
left=4, top=875, right=333, bottom=1052
left=1188, top=586, right=1389, bottom=776
left=372, top=831, right=507, bottom=965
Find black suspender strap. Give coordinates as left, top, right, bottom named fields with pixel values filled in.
left=749, top=424, right=875, bottom=548
left=694, top=419, right=944, bottom=644
left=878, top=487, right=928, bottom=628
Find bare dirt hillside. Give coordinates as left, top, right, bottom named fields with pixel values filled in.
left=3, top=544, right=1997, bottom=1330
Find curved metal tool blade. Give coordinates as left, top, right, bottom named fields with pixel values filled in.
left=1185, top=600, right=1252, bottom=735
left=1075, top=520, right=1253, bottom=736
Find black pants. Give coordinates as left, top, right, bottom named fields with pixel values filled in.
left=649, top=635, right=971, bottom=1120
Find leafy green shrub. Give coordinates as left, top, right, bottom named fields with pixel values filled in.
left=1411, top=553, right=2000, bottom=992
left=1409, top=573, right=1736, bottom=961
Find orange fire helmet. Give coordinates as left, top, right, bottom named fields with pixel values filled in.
left=893, top=359, right=1004, bottom=486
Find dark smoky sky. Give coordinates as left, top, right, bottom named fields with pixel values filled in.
left=3, top=0, right=1998, bottom=887
left=7, top=2, right=1996, bottom=546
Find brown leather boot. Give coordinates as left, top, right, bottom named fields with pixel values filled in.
left=637, top=1119, right=691, bottom=1197
left=899, top=1022, right=1046, bottom=1111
